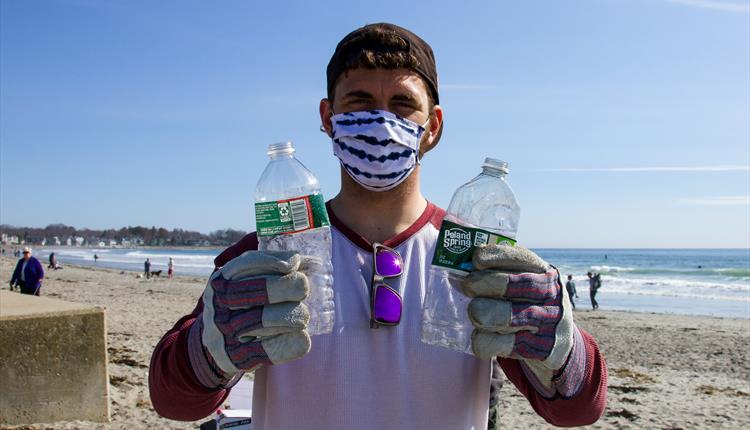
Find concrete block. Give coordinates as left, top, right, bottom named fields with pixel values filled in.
left=0, top=290, right=109, bottom=425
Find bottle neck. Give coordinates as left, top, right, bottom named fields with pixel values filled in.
left=482, top=167, right=507, bottom=178
left=267, top=142, right=295, bottom=159
left=268, top=150, right=295, bottom=160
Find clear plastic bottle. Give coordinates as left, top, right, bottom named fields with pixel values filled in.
left=421, top=158, right=520, bottom=353
left=255, top=142, right=335, bottom=335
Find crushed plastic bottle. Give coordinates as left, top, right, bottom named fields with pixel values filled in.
left=421, top=158, right=520, bottom=353
left=255, top=142, right=335, bottom=335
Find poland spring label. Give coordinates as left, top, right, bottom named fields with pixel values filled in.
left=255, top=194, right=329, bottom=237
left=432, top=219, right=516, bottom=273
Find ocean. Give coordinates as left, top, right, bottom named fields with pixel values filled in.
left=35, top=247, right=750, bottom=319
left=536, top=248, right=749, bottom=319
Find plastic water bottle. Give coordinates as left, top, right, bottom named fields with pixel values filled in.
left=255, top=142, right=335, bottom=335
left=421, top=158, right=520, bottom=353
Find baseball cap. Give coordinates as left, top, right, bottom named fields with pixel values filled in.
left=326, top=23, right=439, bottom=104
left=22, top=247, right=31, bottom=254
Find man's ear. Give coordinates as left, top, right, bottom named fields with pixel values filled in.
left=419, top=105, right=444, bottom=158
left=319, top=98, right=334, bottom=137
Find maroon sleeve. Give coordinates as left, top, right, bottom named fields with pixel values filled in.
left=214, top=232, right=258, bottom=269
left=499, top=328, right=608, bottom=427
left=148, top=232, right=259, bottom=421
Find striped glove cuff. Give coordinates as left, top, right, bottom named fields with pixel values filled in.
left=520, top=326, right=587, bottom=399
left=187, top=318, right=242, bottom=389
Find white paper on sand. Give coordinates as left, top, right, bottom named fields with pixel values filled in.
left=215, top=378, right=254, bottom=429
left=216, top=409, right=252, bottom=429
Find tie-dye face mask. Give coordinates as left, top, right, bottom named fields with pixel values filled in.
left=330, top=110, right=428, bottom=192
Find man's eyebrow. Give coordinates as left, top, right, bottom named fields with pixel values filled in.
left=342, top=90, right=373, bottom=100
left=391, top=93, right=422, bottom=107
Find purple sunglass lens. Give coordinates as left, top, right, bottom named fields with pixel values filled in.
left=375, top=248, right=403, bottom=277
left=372, top=285, right=402, bottom=324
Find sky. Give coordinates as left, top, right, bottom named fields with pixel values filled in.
left=1, top=0, right=748, bottom=248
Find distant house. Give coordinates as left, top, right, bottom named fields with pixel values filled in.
left=97, top=241, right=106, bottom=247
left=41, top=238, right=47, bottom=246
left=108, top=239, right=117, bottom=247
left=0, top=233, right=18, bottom=245
left=120, top=238, right=132, bottom=247
left=66, top=237, right=72, bottom=246
left=0, top=233, right=16, bottom=245
left=75, top=236, right=85, bottom=247
left=53, top=236, right=61, bottom=246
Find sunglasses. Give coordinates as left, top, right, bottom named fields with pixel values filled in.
left=370, top=243, right=404, bottom=328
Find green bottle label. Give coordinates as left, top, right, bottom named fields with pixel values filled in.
left=255, top=194, right=330, bottom=237
left=432, top=219, right=516, bottom=273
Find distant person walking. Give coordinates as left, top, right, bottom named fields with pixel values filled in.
left=145, top=258, right=151, bottom=279
left=48, top=252, right=61, bottom=270
left=94, top=254, right=99, bottom=263
left=167, top=257, right=174, bottom=279
left=9, top=247, right=44, bottom=295
left=566, top=275, right=579, bottom=310
left=587, top=272, right=601, bottom=310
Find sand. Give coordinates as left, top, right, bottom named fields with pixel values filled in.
left=0, top=255, right=748, bottom=429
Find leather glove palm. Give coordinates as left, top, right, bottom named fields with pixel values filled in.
left=188, top=250, right=312, bottom=388
left=463, top=244, right=585, bottom=397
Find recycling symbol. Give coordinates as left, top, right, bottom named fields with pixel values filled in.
left=278, top=203, right=291, bottom=222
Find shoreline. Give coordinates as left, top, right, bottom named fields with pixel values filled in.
left=0, top=257, right=748, bottom=429
left=6, top=255, right=748, bottom=320
left=5, top=251, right=748, bottom=320
left=3, top=244, right=748, bottom=250
left=0, top=245, right=223, bottom=251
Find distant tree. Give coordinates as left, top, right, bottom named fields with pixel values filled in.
left=0, top=223, right=244, bottom=247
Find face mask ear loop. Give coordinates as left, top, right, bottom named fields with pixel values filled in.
left=416, top=115, right=432, bottom=164
left=321, top=110, right=336, bottom=136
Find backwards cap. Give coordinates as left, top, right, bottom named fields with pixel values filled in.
left=326, top=23, right=439, bottom=104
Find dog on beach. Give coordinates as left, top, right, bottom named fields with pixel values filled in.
left=150, top=270, right=163, bottom=278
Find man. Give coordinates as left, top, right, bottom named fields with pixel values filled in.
left=587, top=271, right=600, bottom=310
left=10, top=247, right=44, bottom=295
left=149, top=23, right=607, bottom=429
left=144, top=258, right=151, bottom=279
left=566, top=274, right=578, bottom=310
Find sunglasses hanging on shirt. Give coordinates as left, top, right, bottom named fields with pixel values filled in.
left=370, top=243, right=404, bottom=328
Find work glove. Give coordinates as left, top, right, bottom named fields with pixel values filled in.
left=463, top=244, right=587, bottom=398
left=187, top=250, right=312, bottom=388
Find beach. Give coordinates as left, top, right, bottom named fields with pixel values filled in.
left=0, top=256, right=748, bottom=429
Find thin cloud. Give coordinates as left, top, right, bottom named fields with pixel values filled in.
left=662, top=0, right=750, bottom=13
left=440, top=84, right=499, bottom=91
left=542, top=165, right=750, bottom=172
left=681, top=196, right=750, bottom=205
